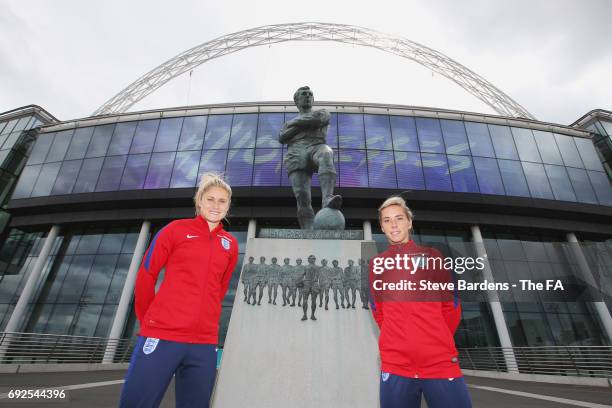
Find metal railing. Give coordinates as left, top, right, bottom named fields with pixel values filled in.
left=458, top=346, right=612, bottom=378
left=0, top=332, right=136, bottom=364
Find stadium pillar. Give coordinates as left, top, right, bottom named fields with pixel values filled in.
left=103, top=220, right=151, bottom=363
left=566, top=232, right=612, bottom=343
left=470, top=225, right=519, bottom=373
left=247, top=219, right=256, bottom=239
left=363, top=220, right=372, bottom=240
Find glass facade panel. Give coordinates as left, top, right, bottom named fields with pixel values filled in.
left=544, top=165, right=577, bottom=202
left=554, top=134, right=584, bottom=168
left=96, top=155, right=127, bottom=192
left=364, top=114, right=392, bottom=150
left=28, top=132, right=55, bottom=165
left=416, top=118, right=444, bottom=153
left=73, top=157, right=104, bottom=194
left=441, top=120, right=470, bottom=155
left=489, top=125, right=519, bottom=160
left=108, top=122, right=137, bottom=156
left=198, top=149, right=227, bottom=182
left=533, top=130, right=563, bottom=165
left=86, top=124, right=115, bottom=158
left=338, top=149, right=367, bottom=187
left=31, top=162, right=61, bottom=197
left=390, top=116, right=418, bottom=151
left=170, top=150, right=200, bottom=188
left=256, top=113, right=283, bottom=148
left=12, top=164, right=42, bottom=198
left=45, top=130, right=73, bottom=163
left=51, top=159, right=82, bottom=195
left=204, top=115, right=232, bottom=150
left=338, top=114, right=365, bottom=149
left=587, top=171, right=612, bottom=206
left=326, top=113, right=338, bottom=149
left=367, top=150, right=396, bottom=188
left=225, top=149, right=254, bottom=186
left=566, top=167, right=598, bottom=204
left=498, top=159, right=529, bottom=197
left=512, top=127, right=541, bottom=163
left=178, top=116, right=207, bottom=151
left=395, top=151, right=424, bottom=189
left=448, top=154, right=479, bottom=193
left=253, top=148, right=281, bottom=186
left=120, top=154, right=151, bottom=190
left=65, top=127, right=94, bottom=160
left=522, top=162, right=554, bottom=199
left=130, top=120, right=159, bottom=155
left=144, top=152, right=175, bottom=189
left=153, top=118, right=183, bottom=152
left=465, top=122, right=494, bottom=158
left=574, top=137, right=603, bottom=171
left=229, top=114, right=257, bottom=149
left=421, top=153, right=452, bottom=191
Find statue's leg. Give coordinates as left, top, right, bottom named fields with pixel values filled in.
left=340, top=287, right=345, bottom=308
left=289, top=171, right=314, bottom=230
left=301, top=290, right=309, bottom=320
left=311, top=292, right=317, bottom=320
left=315, top=146, right=342, bottom=209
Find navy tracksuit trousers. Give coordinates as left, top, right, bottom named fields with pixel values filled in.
left=119, top=336, right=217, bottom=408
left=380, top=372, right=473, bottom=408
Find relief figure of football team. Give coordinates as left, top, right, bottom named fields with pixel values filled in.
left=241, top=255, right=370, bottom=320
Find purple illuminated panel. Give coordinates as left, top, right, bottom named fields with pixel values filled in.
left=441, top=120, right=470, bottom=155
left=153, top=118, right=183, bottom=152
left=338, top=114, right=365, bottom=149
left=226, top=149, right=254, bottom=186
left=204, top=115, right=232, bottom=150
left=171, top=151, right=200, bottom=188
left=120, top=154, right=150, bottom=190
left=339, top=149, right=367, bottom=187
left=130, top=120, right=160, bottom=154
left=416, top=118, right=445, bottom=154
left=365, top=115, right=392, bottom=150
left=230, top=114, right=257, bottom=149
left=178, top=116, right=207, bottom=151
left=144, top=152, right=175, bottom=189
left=421, top=153, right=452, bottom=191
left=256, top=113, right=283, bottom=148
left=253, top=148, right=282, bottom=186
left=395, top=151, right=424, bottom=190
left=198, top=150, right=227, bottom=184
left=96, top=156, right=127, bottom=192
left=367, top=150, right=396, bottom=188
left=390, top=116, right=419, bottom=152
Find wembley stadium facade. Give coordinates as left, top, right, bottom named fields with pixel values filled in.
left=1, top=23, right=612, bottom=363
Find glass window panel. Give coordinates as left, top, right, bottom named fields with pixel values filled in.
left=2, top=132, right=22, bottom=151
left=441, top=120, right=470, bottom=155
left=390, top=116, right=419, bottom=151
left=522, top=162, right=554, bottom=199
left=512, top=127, right=541, bottom=163
left=416, top=118, right=445, bottom=153
left=229, top=114, right=257, bottom=149
left=554, top=134, right=584, bottom=168
left=256, top=113, right=284, bottom=148
left=45, top=130, right=73, bottom=163
left=364, top=115, right=392, bottom=150
left=532, top=130, right=563, bottom=165
left=253, top=148, right=282, bottom=186
left=225, top=149, right=254, bottom=186
left=448, top=154, right=479, bottom=193
left=31, top=162, right=61, bottom=197
left=28, top=132, right=55, bottom=165
left=76, top=230, right=104, bottom=254
left=153, top=117, right=183, bottom=152
left=325, top=113, right=338, bottom=149
left=12, top=117, right=30, bottom=133
left=204, top=115, right=232, bottom=150
left=338, top=114, right=365, bottom=149
left=44, top=304, right=77, bottom=335
left=339, top=149, right=368, bottom=187
left=96, top=155, right=127, bottom=192
left=50, top=159, right=82, bottom=195
left=94, top=304, right=116, bottom=337
left=601, top=121, right=612, bottom=137
left=98, top=229, right=126, bottom=254
left=108, top=122, right=137, bottom=156
left=0, top=119, right=18, bottom=135
left=144, top=152, right=175, bottom=189
left=121, top=230, right=139, bottom=254
left=465, top=122, right=494, bottom=157
left=120, top=154, right=150, bottom=190
left=198, top=149, right=227, bottom=183
left=86, top=124, right=115, bottom=158
left=498, top=159, right=530, bottom=197
left=72, top=304, right=102, bottom=337
left=574, top=137, right=603, bottom=171
left=489, top=125, right=519, bottom=160
left=395, top=151, right=424, bottom=189
left=178, top=116, right=207, bottom=151
left=58, top=255, right=95, bottom=303
left=73, top=157, right=104, bottom=193
left=130, top=120, right=159, bottom=154
left=587, top=171, right=612, bottom=206
left=12, top=164, right=42, bottom=198
left=170, top=150, right=200, bottom=188
left=421, top=153, right=452, bottom=191
left=566, top=168, right=598, bottom=205
left=65, top=127, right=94, bottom=160
left=82, top=254, right=119, bottom=303
left=105, top=254, right=131, bottom=304
left=367, top=150, right=396, bottom=188
left=544, top=165, right=577, bottom=202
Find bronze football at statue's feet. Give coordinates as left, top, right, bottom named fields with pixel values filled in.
left=323, top=194, right=342, bottom=209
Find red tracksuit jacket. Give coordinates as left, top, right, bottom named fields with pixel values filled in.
left=135, top=216, right=238, bottom=344
left=370, top=240, right=463, bottom=379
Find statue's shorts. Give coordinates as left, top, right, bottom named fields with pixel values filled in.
left=285, top=143, right=336, bottom=175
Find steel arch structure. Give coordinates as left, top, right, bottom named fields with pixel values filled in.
left=93, top=22, right=535, bottom=119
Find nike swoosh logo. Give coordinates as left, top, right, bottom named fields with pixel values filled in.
left=186, top=235, right=199, bottom=239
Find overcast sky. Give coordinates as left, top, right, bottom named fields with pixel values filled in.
left=1, top=0, right=610, bottom=125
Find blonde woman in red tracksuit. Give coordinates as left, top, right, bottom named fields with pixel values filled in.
left=119, top=173, right=238, bottom=408
left=370, top=196, right=472, bottom=408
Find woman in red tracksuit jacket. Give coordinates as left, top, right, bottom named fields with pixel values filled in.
left=370, top=196, right=472, bottom=408
left=119, top=173, right=238, bottom=408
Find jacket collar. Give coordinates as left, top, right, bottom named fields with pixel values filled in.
left=388, top=239, right=417, bottom=253
left=195, top=216, right=225, bottom=234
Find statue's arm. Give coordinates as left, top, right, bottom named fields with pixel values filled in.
left=279, top=122, right=301, bottom=144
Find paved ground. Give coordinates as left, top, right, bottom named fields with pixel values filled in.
left=0, top=370, right=610, bottom=407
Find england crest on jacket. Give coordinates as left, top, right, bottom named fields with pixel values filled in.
left=221, top=236, right=231, bottom=250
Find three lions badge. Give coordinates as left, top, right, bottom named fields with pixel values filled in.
left=221, top=237, right=230, bottom=250
left=143, top=337, right=159, bottom=355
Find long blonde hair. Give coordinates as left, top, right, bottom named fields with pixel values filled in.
left=194, top=172, right=232, bottom=216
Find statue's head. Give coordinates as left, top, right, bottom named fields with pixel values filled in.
left=283, top=257, right=290, bottom=264
left=348, top=259, right=354, bottom=266
left=294, top=86, right=313, bottom=111
left=321, top=258, right=327, bottom=266
left=332, top=260, right=339, bottom=267
left=308, top=254, right=316, bottom=264
left=248, top=256, right=254, bottom=263
left=260, top=256, right=266, bottom=263
left=296, top=258, right=303, bottom=265
left=271, top=257, right=278, bottom=264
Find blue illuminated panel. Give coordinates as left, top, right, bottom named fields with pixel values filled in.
left=256, top=113, right=283, bottom=148
left=447, top=155, right=478, bottom=193
left=170, top=151, right=200, bottom=188
left=129, top=120, right=159, bottom=155
left=367, top=150, right=396, bottom=188
left=395, top=151, right=424, bottom=190
left=498, top=159, right=529, bottom=197
left=416, top=118, right=444, bottom=154
left=144, top=152, right=175, bottom=189
left=230, top=114, right=257, bottom=149
left=441, top=120, right=470, bottom=155
left=204, top=115, right=232, bottom=150
left=338, top=114, right=365, bottom=149
left=421, top=153, right=452, bottom=191
left=473, top=157, right=504, bottom=195
left=390, top=116, right=418, bottom=152
left=489, top=125, right=519, bottom=160
left=338, top=149, right=367, bottom=187
left=225, top=149, right=254, bottom=186
left=253, top=148, right=282, bottom=186
left=365, top=115, right=392, bottom=150
left=179, top=116, right=207, bottom=151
